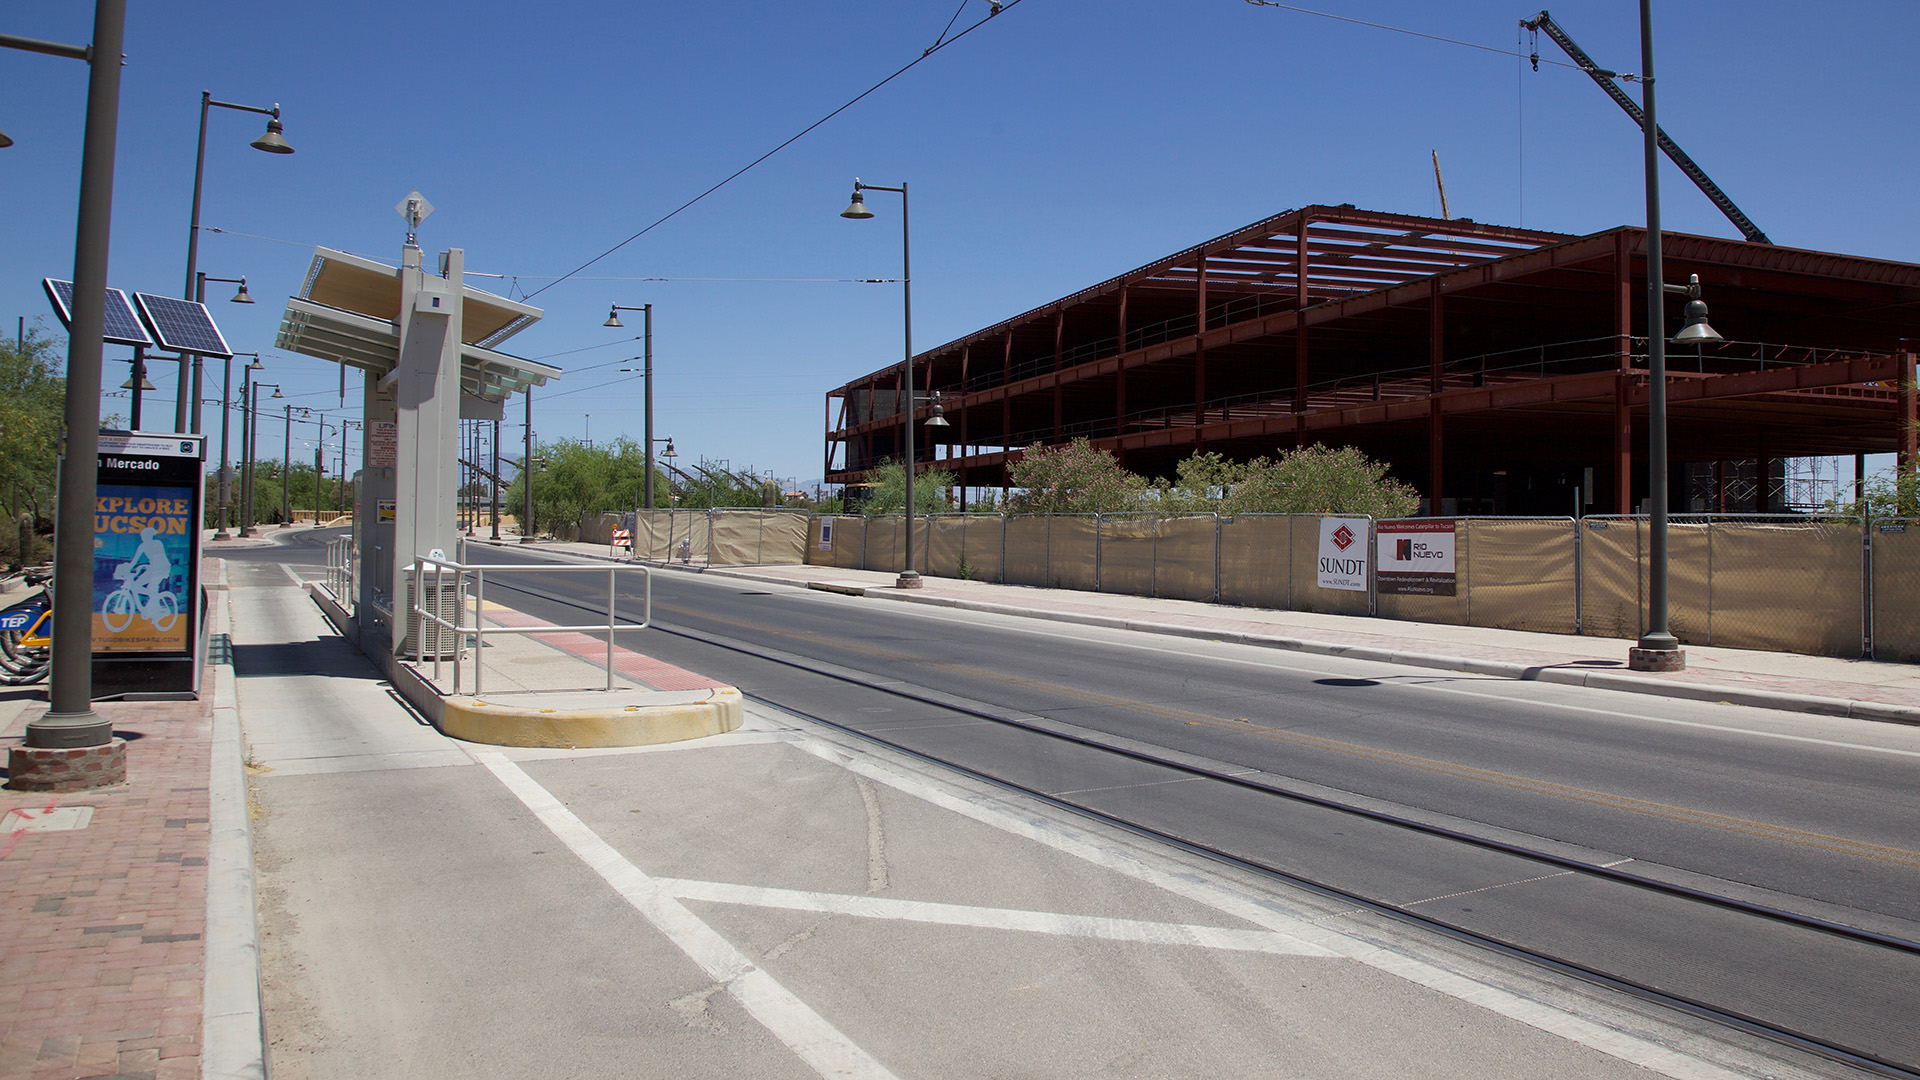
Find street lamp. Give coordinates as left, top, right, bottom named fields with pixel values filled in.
left=189, top=272, right=252, bottom=437
left=181, top=92, right=291, bottom=429
left=216, top=354, right=261, bottom=539
left=242, top=381, right=280, bottom=536
left=286, top=406, right=324, bottom=528
left=841, top=179, right=950, bottom=588
left=605, top=303, right=659, bottom=512
left=1629, top=0, right=1724, bottom=674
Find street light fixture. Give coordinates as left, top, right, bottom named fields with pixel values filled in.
left=190, top=272, right=252, bottom=439
left=840, top=177, right=946, bottom=588
left=241, top=380, right=279, bottom=536
left=215, top=352, right=260, bottom=539
left=605, top=303, right=660, bottom=513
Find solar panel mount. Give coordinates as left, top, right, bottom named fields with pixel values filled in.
left=42, top=279, right=154, bottom=348
left=133, top=292, right=234, bottom=358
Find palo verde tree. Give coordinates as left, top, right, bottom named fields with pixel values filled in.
left=504, top=437, right=668, bottom=537
left=856, top=458, right=956, bottom=516
left=0, top=328, right=65, bottom=526
left=1006, top=438, right=1150, bottom=515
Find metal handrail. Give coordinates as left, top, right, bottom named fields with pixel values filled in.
left=408, top=554, right=651, bottom=695
left=324, top=536, right=353, bottom=606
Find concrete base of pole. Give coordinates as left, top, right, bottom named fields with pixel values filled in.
left=8, top=737, right=126, bottom=791
left=895, top=571, right=925, bottom=589
left=1627, top=646, right=1687, bottom=672
left=23, top=710, right=114, bottom=749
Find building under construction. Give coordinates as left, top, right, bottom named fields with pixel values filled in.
left=823, top=204, right=1920, bottom=516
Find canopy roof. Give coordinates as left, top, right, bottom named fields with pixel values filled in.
left=275, top=247, right=556, bottom=399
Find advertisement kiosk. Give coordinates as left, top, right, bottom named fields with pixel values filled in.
left=91, top=432, right=206, bottom=699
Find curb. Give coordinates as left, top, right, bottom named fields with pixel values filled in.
left=203, top=574, right=269, bottom=1080
left=439, top=689, right=744, bottom=748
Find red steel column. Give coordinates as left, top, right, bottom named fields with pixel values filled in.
left=1001, top=332, right=1013, bottom=499
left=1115, top=285, right=1129, bottom=469
left=1294, top=219, right=1310, bottom=420
left=958, top=345, right=970, bottom=510
left=1429, top=279, right=1445, bottom=510
left=1614, top=231, right=1635, bottom=514
left=1901, top=352, right=1918, bottom=498
left=1193, top=253, right=1208, bottom=447
left=1052, top=311, right=1064, bottom=441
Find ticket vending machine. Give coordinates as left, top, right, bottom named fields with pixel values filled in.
left=90, top=432, right=206, bottom=699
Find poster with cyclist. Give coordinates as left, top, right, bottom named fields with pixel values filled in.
left=93, top=434, right=203, bottom=654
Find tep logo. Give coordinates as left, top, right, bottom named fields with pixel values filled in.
left=1331, top=524, right=1355, bottom=550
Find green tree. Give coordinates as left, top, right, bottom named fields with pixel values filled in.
left=1824, top=468, right=1920, bottom=520
left=0, top=329, right=65, bottom=523
left=857, top=458, right=955, bottom=516
left=504, top=438, right=663, bottom=536
left=1006, top=439, right=1149, bottom=514
left=676, top=458, right=779, bottom=509
left=1214, top=443, right=1420, bottom=518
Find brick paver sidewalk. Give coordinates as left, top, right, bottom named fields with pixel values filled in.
left=0, top=660, right=217, bottom=1080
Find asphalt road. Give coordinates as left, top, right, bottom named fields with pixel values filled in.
left=244, top=532, right=1920, bottom=1070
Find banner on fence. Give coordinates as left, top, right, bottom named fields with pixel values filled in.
left=1316, top=516, right=1370, bottom=592
left=818, top=519, right=833, bottom=551
left=1377, top=518, right=1456, bottom=596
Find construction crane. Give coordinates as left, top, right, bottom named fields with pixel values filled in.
left=1521, top=10, right=1772, bottom=245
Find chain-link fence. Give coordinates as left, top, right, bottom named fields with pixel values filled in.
left=1871, top=518, right=1920, bottom=663
left=787, top=509, right=1915, bottom=661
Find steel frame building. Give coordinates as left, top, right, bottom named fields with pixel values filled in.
left=824, top=205, right=1920, bottom=516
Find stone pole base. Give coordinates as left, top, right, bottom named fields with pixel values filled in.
left=7, top=739, right=128, bottom=791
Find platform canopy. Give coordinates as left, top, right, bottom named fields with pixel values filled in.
left=275, top=247, right=557, bottom=400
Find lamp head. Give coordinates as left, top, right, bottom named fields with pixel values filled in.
left=661, top=438, right=678, bottom=459
left=1673, top=299, right=1723, bottom=345
left=840, top=189, right=874, bottom=220
left=270, top=386, right=284, bottom=399
left=247, top=357, right=264, bottom=370
left=231, top=278, right=255, bottom=304
left=251, top=112, right=294, bottom=154
left=0, top=127, right=13, bottom=149
left=603, top=305, right=623, bottom=328
left=121, top=374, right=158, bottom=391
left=925, top=394, right=951, bottom=428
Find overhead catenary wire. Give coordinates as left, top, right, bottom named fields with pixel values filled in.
left=522, top=0, right=1026, bottom=301
left=1241, top=0, right=1583, bottom=71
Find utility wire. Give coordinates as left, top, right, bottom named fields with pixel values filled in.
left=1241, top=0, right=1582, bottom=71
left=523, top=0, right=1025, bottom=301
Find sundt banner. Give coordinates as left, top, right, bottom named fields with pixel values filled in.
left=1316, top=516, right=1370, bottom=592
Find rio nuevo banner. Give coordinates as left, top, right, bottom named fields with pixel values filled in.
left=1376, top=518, right=1457, bottom=596
left=1316, top=516, right=1370, bottom=592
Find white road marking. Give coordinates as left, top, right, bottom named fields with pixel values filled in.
left=781, top=731, right=1764, bottom=1080
left=471, top=750, right=899, bottom=1080
left=655, top=878, right=1337, bottom=956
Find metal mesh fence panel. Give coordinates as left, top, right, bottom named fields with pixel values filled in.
left=834, top=516, right=869, bottom=570
left=865, top=517, right=904, bottom=574
left=924, top=515, right=966, bottom=578
left=1052, top=516, right=1099, bottom=591
left=1466, top=518, right=1577, bottom=634
left=1579, top=518, right=1643, bottom=640
left=1872, top=519, right=1920, bottom=663
left=1291, top=515, right=1371, bottom=616
left=1096, top=514, right=1158, bottom=597
left=1218, top=515, right=1291, bottom=610
left=1003, top=516, right=1050, bottom=587
left=1708, top=519, right=1861, bottom=656
left=636, top=510, right=672, bottom=561
left=708, top=509, right=808, bottom=566
left=961, top=515, right=1005, bottom=582
left=1157, top=515, right=1219, bottom=601
left=1375, top=519, right=1468, bottom=627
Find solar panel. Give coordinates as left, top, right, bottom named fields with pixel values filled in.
left=42, top=279, right=154, bottom=347
left=133, top=292, right=234, bottom=358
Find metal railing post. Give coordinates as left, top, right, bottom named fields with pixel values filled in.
left=606, top=565, right=616, bottom=691
left=473, top=568, right=485, bottom=696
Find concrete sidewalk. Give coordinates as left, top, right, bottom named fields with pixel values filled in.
left=488, top=538, right=1920, bottom=725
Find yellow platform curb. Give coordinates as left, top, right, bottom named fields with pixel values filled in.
left=439, top=687, right=744, bottom=748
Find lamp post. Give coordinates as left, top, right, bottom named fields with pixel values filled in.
left=219, top=354, right=260, bottom=538
left=605, top=303, right=657, bottom=512
left=521, top=388, right=536, bottom=543
left=183, top=92, right=292, bottom=298
left=841, top=179, right=951, bottom=587
left=6, top=0, right=126, bottom=748
left=1628, top=1, right=1724, bottom=674
left=242, top=381, right=279, bottom=535
left=285, top=407, right=323, bottom=528
left=192, top=272, right=252, bottom=437
left=181, top=93, right=289, bottom=429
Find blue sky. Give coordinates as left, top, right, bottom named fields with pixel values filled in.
left=6, top=0, right=1917, bottom=488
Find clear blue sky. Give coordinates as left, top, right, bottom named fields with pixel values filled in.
left=6, top=1, right=1916, bottom=488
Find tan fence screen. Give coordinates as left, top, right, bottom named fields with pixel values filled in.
left=1873, top=520, right=1920, bottom=663
left=1156, top=515, right=1218, bottom=601
left=1468, top=519, right=1578, bottom=635
left=1003, top=517, right=1051, bottom=587
left=633, top=510, right=712, bottom=562
left=1096, top=515, right=1159, bottom=597
left=1219, top=515, right=1292, bottom=610
left=1709, top=521, right=1860, bottom=656
left=708, top=509, right=808, bottom=566
left=960, top=516, right=1004, bottom=582
left=1051, top=516, right=1098, bottom=591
